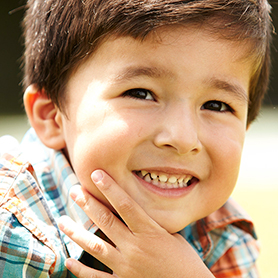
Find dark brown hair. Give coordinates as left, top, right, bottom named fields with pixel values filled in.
left=22, top=0, right=272, bottom=124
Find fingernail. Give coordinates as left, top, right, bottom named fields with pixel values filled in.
left=91, top=170, right=103, bottom=183
left=58, top=221, right=64, bottom=231
left=70, top=185, right=82, bottom=201
left=65, top=258, right=73, bottom=270
left=58, top=216, right=71, bottom=232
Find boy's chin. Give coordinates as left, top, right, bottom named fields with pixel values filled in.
left=149, top=214, right=192, bottom=234
left=159, top=222, right=187, bottom=234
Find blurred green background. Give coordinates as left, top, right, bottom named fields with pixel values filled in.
left=1, top=1, right=278, bottom=277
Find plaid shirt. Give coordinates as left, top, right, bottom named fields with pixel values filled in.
left=0, top=129, right=260, bottom=277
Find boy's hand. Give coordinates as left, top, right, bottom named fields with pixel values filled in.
left=58, top=170, right=214, bottom=278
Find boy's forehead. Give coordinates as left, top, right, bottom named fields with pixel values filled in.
left=93, top=25, right=255, bottom=63
left=103, top=26, right=255, bottom=75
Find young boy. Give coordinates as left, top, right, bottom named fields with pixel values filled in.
left=0, top=0, right=272, bottom=277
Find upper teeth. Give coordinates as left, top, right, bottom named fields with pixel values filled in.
left=139, top=170, right=192, bottom=189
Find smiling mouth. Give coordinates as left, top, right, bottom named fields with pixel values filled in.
left=135, top=170, right=198, bottom=189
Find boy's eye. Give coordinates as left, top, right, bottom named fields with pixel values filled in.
left=122, top=88, right=155, bottom=100
left=201, top=100, right=233, bottom=112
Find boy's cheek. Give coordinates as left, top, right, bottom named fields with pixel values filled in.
left=73, top=166, right=113, bottom=208
left=67, top=146, right=120, bottom=206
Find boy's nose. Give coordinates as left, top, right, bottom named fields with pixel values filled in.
left=153, top=104, right=202, bottom=155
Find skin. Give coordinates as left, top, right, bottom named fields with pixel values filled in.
left=58, top=26, right=251, bottom=232
left=25, top=26, right=254, bottom=277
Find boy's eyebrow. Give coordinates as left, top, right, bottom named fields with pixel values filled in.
left=112, top=66, right=172, bottom=83
left=207, top=77, right=249, bottom=104
left=111, top=66, right=249, bottom=104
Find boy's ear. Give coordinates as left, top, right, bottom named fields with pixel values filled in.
left=24, top=84, right=66, bottom=150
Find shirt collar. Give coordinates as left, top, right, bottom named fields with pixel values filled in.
left=180, top=198, right=257, bottom=260
left=51, top=150, right=98, bottom=231
left=20, top=128, right=98, bottom=258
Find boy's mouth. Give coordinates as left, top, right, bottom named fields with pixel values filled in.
left=135, top=170, right=197, bottom=189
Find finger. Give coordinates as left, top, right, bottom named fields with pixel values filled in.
left=91, top=170, right=161, bottom=234
left=70, top=184, right=132, bottom=245
left=65, top=258, right=113, bottom=278
left=58, top=215, right=121, bottom=269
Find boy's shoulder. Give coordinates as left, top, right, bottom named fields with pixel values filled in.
left=0, top=135, right=20, bottom=157
left=0, top=131, right=89, bottom=276
left=0, top=155, right=57, bottom=275
left=0, top=136, right=68, bottom=276
left=0, top=129, right=51, bottom=167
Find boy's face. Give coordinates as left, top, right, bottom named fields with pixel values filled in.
left=59, top=26, right=252, bottom=233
